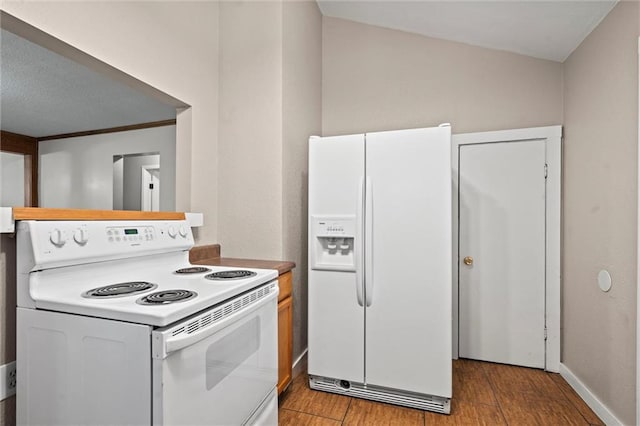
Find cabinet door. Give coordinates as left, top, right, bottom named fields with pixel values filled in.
left=277, top=295, right=293, bottom=394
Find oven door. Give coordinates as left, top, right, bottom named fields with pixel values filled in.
left=152, top=285, right=278, bottom=425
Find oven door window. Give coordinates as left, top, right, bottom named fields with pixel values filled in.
left=206, top=316, right=260, bottom=390
left=154, top=298, right=277, bottom=425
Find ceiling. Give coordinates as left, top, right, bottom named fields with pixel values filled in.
left=0, top=29, right=178, bottom=139
left=316, top=0, right=618, bottom=62
left=0, top=1, right=618, bottom=139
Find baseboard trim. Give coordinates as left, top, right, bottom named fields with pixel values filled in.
left=559, top=363, right=621, bottom=426
left=292, top=348, right=308, bottom=379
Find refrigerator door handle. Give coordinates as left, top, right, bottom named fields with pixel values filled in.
left=355, top=176, right=365, bottom=306
left=365, top=176, right=374, bottom=307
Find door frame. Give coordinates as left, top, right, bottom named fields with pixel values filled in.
left=452, top=125, right=561, bottom=372
left=1, top=131, right=38, bottom=207
left=141, top=164, right=160, bottom=212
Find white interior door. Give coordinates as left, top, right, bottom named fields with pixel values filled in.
left=458, top=140, right=546, bottom=369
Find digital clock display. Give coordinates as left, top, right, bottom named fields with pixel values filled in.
left=124, top=229, right=138, bottom=235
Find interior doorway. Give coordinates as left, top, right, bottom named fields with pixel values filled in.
left=141, top=165, right=160, bottom=212
left=452, top=126, right=561, bottom=372
left=113, top=152, right=160, bottom=211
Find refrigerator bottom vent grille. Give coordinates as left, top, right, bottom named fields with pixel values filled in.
left=309, top=375, right=451, bottom=414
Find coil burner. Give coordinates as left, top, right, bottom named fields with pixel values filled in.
left=136, top=290, right=198, bottom=305
left=174, top=266, right=212, bottom=274
left=205, top=270, right=257, bottom=281
left=82, top=282, right=158, bottom=298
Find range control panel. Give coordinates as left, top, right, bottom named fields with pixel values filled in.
left=106, top=226, right=157, bottom=244
left=20, top=220, right=194, bottom=271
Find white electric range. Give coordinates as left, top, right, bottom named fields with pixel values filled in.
left=16, top=219, right=279, bottom=426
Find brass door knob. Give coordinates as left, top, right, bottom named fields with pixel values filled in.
left=463, top=256, right=474, bottom=266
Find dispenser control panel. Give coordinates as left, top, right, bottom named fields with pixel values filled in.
left=311, top=216, right=356, bottom=272
left=315, top=219, right=355, bottom=237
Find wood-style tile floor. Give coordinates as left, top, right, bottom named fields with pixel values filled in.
left=278, top=359, right=604, bottom=425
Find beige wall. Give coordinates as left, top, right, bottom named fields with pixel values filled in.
left=562, top=2, right=639, bottom=424
left=0, top=6, right=322, bottom=421
left=320, top=12, right=638, bottom=424
left=1, top=1, right=220, bottom=242
left=218, top=1, right=284, bottom=259
left=1, top=2, right=637, bottom=424
left=283, top=0, right=322, bottom=361
left=218, top=0, right=321, bottom=361
left=0, top=2, right=219, bottom=422
left=322, top=17, right=563, bottom=136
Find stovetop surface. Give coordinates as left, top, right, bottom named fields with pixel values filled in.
left=25, top=251, right=278, bottom=327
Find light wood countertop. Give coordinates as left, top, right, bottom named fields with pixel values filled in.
left=12, top=207, right=185, bottom=221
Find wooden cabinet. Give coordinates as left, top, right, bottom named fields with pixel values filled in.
left=277, top=271, right=293, bottom=394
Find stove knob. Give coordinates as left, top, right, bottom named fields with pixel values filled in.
left=49, top=229, right=67, bottom=247
left=179, top=226, right=188, bottom=238
left=168, top=226, right=177, bottom=238
left=73, top=228, right=89, bottom=245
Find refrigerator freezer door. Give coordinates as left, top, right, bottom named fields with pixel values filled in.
left=364, top=127, right=452, bottom=398
left=308, top=134, right=365, bottom=383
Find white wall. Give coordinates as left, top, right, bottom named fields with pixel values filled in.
left=39, top=126, right=175, bottom=210
left=0, top=152, right=25, bottom=207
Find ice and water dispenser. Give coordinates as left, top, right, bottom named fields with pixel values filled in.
left=310, top=216, right=356, bottom=272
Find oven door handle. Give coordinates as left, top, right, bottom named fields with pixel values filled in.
left=152, top=289, right=278, bottom=359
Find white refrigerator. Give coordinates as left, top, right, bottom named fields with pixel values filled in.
left=307, top=126, right=452, bottom=414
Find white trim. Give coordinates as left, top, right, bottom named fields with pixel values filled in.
left=185, top=212, right=204, bottom=228
left=451, top=125, right=561, bottom=372
left=141, top=164, right=160, bottom=212
left=0, top=207, right=14, bottom=233
left=560, top=363, right=619, bottom=426
left=292, top=348, right=308, bottom=379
